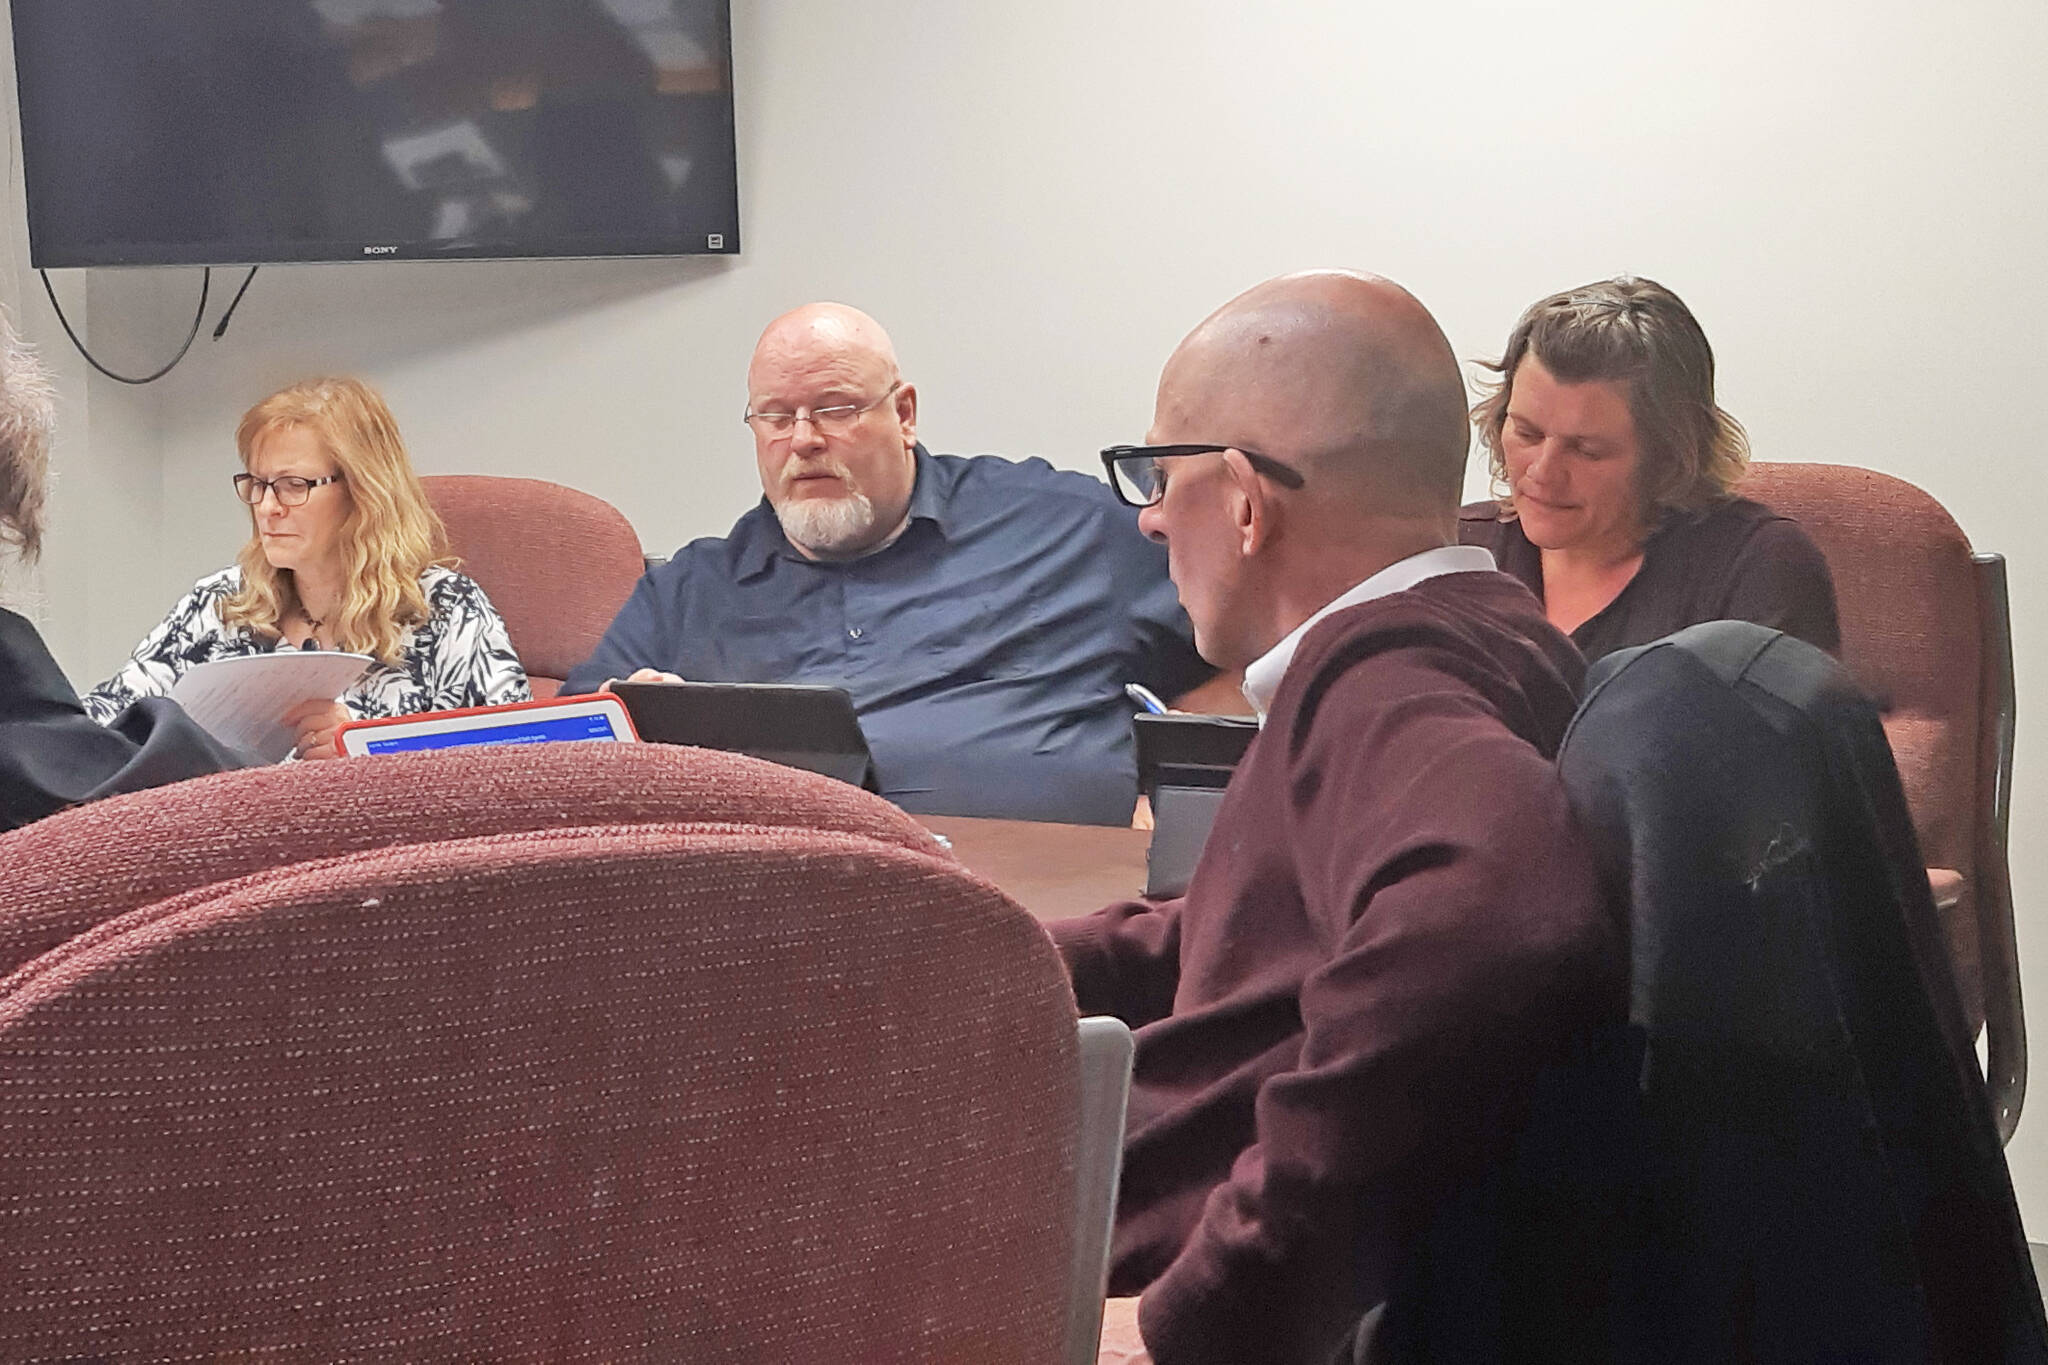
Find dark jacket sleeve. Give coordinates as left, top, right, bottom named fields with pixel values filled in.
left=1046, top=899, right=1184, bottom=1028
left=0, top=611, right=251, bottom=832
left=560, top=563, right=681, bottom=696
left=1137, top=656, right=1621, bottom=1365
left=1720, top=517, right=1842, bottom=656
left=88, top=698, right=255, bottom=797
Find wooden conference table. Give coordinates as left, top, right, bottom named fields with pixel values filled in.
left=918, top=815, right=1152, bottom=923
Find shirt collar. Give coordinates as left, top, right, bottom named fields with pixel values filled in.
left=736, top=443, right=940, bottom=578
left=1240, top=544, right=1497, bottom=719
left=900, top=443, right=948, bottom=530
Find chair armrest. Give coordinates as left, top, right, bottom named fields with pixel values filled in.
left=1974, top=552, right=2024, bottom=1143
left=1068, top=1017, right=1134, bottom=1365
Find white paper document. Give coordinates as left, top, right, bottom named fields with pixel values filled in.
left=168, top=651, right=373, bottom=763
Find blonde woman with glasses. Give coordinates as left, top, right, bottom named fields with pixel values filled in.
left=85, top=377, right=529, bottom=758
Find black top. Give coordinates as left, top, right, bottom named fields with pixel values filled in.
left=0, top=606, right=250, bottom=832
left=1458, top=495, right=1841, bottom=662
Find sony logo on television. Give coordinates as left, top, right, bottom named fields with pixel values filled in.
left=362, top=245, right=400, bottom=255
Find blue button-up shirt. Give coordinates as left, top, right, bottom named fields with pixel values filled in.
left=564, top=447, right=1212, bottom=824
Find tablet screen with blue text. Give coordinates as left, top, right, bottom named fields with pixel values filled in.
left=338, top=695, right=639, bottom=757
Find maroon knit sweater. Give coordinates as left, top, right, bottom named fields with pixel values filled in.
left=1050, top=570, right=1622, bottom=1365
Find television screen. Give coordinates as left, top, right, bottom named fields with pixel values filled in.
left=10, top=0, right=740, bottom=267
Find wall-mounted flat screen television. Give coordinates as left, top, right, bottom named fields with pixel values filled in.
left=10, top=0, right=740, bottom=267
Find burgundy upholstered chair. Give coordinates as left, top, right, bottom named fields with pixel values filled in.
left=0, top=753, right=1130, bottom=1358
left=1740, top=462, right=2022, bottom=1140
left=0, top=825, right=1095, bottom=1359
left=423, top=474, right=647, bottom=697
left=0, top=743, right=944, bottom=981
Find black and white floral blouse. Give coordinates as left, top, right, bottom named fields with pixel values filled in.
left=82, top=565, right=531, bottom=728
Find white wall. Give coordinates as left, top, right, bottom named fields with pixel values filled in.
left=13, top=2, right=2048, bottom=1223
left=0, top=0, right=173, bottom=672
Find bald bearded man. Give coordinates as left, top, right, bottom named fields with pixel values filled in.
left=1055, top=273, right=1622, bottom=1363
left=563, top=304, right=1211, bottom=824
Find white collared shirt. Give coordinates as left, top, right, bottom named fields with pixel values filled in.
left=1240, top=545, right=1498, bottom=720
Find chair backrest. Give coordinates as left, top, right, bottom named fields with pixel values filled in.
left=0, top=824, right=1082, bottom=1360
left=423, top=474, right=646, bottom=697
left=0, top=742, right=944, bottom=982
left=1739, top=465, right=1985, bottom=992
left=1543, top=622, right=2044, bottom=1362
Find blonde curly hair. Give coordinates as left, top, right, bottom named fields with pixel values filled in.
left=220, top=378, right=451, bottom=664
left=1471, top=277, right=1749, bottom=520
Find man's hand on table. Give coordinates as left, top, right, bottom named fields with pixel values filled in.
left=1097, top=1296, right=1150, bottom=1363
left=601, top=668, right=685, bottom=690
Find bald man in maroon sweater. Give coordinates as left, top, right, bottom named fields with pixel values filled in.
left=1062, top=272, right=1623, bottom=1365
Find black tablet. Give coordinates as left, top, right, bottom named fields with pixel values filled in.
left=1132, top=711, right=1260, bottom=801
left=1133, top=711, right=1261, bottom=898
left=610, top=681, right=877, bottom=790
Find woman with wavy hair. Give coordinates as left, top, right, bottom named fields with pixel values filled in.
left=86, top=377, right=528, bottom=758
left=0, top=311, right=248, bottom=830
left=1459, top=276, right=1839, bottom=662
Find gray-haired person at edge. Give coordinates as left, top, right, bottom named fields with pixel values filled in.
left=0, top=311, right=255, bottom=832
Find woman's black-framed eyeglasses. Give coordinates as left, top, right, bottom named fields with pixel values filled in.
left=233, top=472, right=344, bottom=507
left=1099, top=443, right=1305, bottom=509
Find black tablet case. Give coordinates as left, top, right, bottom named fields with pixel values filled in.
left=1133, top=712, right=1259, bottom=898
left=611, top=682, right=877, bottom=790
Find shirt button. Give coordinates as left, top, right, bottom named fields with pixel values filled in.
left=847, top=626, right=863, bottom=640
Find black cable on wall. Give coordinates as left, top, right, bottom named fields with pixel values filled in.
left=37, top=264, right=260, bottom=386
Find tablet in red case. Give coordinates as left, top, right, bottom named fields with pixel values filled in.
left=338, top=694, right=639, bottom=756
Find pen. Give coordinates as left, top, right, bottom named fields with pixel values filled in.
left=1124, top=683, right=1169, bottom=715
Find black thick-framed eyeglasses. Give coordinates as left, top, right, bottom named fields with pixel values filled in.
left=233, top=472, right=345, bottom=507
left=1099, top=443, right=1306, bottom=509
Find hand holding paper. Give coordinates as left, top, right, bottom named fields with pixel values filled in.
left=283, top=698, right=351, bottom=761
left=168, top=652, right=372, bottom=763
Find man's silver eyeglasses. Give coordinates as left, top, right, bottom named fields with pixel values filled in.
left=1099, top=443, right=1305, bottom=509
left=233, top=472, right=344, bottom=507
left=744, top=381, right=902, bottom=439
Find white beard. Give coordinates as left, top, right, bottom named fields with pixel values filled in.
left=774, top=491, right=880, bottom=558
